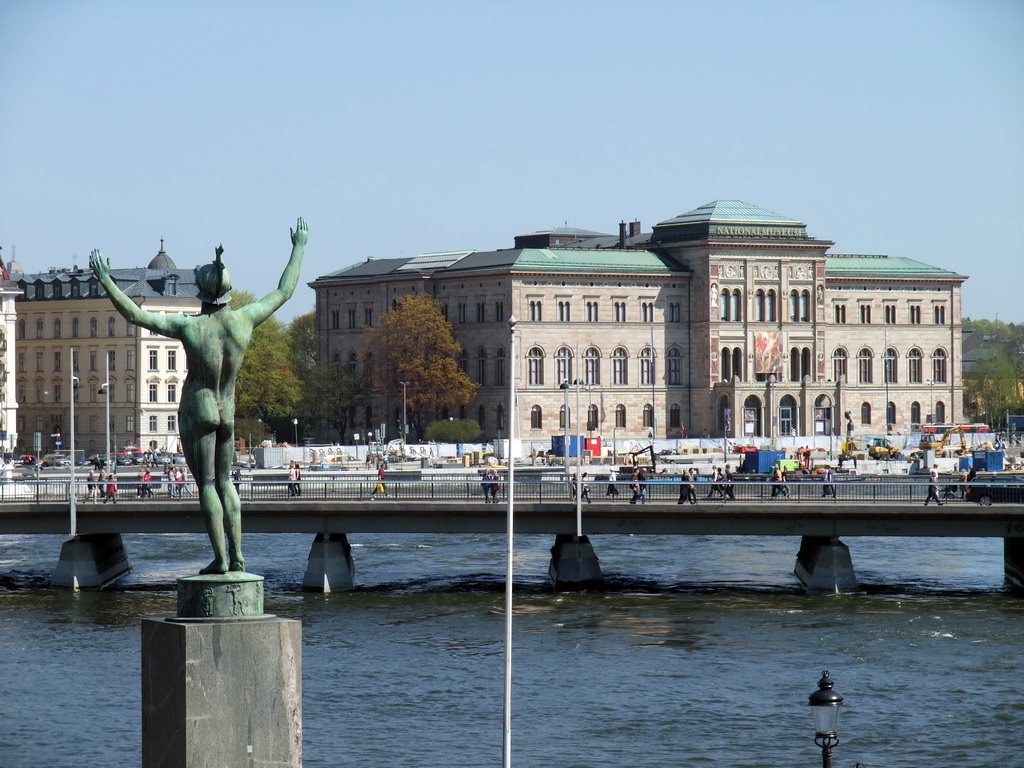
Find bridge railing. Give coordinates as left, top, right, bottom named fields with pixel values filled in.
left=3, top=477, right=991, bottom=504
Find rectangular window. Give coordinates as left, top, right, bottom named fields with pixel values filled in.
left=347, top=309, right=356, bottom=329
left=149, top=383, right=159, bottom=402
left=17, top=352, right=25, bottom=372
left=167, top=350, right=177, bottom=370
left=494, top=302, right=505, bottom=323
left=126, top=414, right=134, bottom=432
left=53, top=351, right=61, bottom=372
left=90, top=351, right=97, bottom=371
left=36, top=352, right=43, bottom=372
left=495, top=356, right=505, bottom=386
left=72, top=350, right=79, bottom=372
left=108, top=350, right=116, bottom=371
left=167, top=383, right=177, bottom=403
left=668, top=357, right=681, bottom=385
left=126, top=350, right=134, bottom=370
left=168, top=415, right=177, bottom=433
left=458, top=303, right=467, bottom=323
left=476, top=302, right=485, bottom=322
left=149, top=349, right=159, bottom=370
left=364, top=307, right=373, bottom=327
left=149, top=415, right=158, bottom=432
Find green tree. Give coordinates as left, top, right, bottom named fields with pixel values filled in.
left=289, top=309, right=318, bottom=381
left=232, top=290, right=302, bottom=422
left=362, top=294, right=476, bottom=438
left=424, top=418, right=482, bottom=443
left=301, top=360, right=364, bottom=441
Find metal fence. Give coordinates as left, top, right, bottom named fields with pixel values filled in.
left=4, top=476, right=993, bottom=505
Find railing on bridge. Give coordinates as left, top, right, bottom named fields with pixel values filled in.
left=0, top=475, right=1004, bottom=505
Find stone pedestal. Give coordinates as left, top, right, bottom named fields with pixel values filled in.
left=794, top=536, right=858, bottom=594
left=548, top=533, right=604, bottom=590
left=51, top=533, right=131, bottom=589
left=302, top=533, right=356, bottom=592
left=142, top=573, right=302, bottom=768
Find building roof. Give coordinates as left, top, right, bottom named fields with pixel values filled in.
left=657, top=200, right=803, bottom=227
left=825, top=254, right=965, bottom=280
left=16, top=265, right=200, bottom=301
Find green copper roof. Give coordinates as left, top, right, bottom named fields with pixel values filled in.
left=825, top=254, right=965, bottom=279
left=512, top=248, right=675, bottom=273
left=657, top=200, right=803, bottom=227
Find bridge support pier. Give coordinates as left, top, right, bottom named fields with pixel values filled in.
left=1005, top=538, right=1024, bottom=595
left=51, top=533, right=132, bottom=589
left=794, top=536, right=857, bottom=595
left=302, top=533, right=355, bottom=592
left=548, top=534, right=604, bottom=591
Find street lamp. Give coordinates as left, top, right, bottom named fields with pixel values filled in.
left=400, top=381, right=409, bottom=446
left=808, top=670, right=844, bottom=768
left=292, top=417, right=299, bottom=446
left=100, top=351, right=111, bottom=473
left=353, top=433, right=360, bottom=462
left=69, top=371, right=79, bottom=536
left=560, top=379, right=570, bottom=481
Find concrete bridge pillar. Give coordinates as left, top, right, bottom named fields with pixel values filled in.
left=548, top=533, right=604, bottom=591
left=794, top=536, right=857, bottom=594
left=1005, top=538, right=1024, bottom=595
left=51, top=533, right=132, bottom=589
left=302, top=533, right=355, bottom=592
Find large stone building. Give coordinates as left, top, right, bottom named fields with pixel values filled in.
left=311, top=200, right=965, bottom=444
left=13, top=244, right=200, bottom=457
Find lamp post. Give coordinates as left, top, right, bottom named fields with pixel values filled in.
left=292, top=418, right=299, bottom=446
left=69, top=370, right=79, bottom=537
left=502, top=314, right=516, bottom=768
left=353, top=433, right=360, bottom=463
left=560, top=379, right=570, bottom=481
left=101, top=352, right=111, bottom=474
left=808, top=670, right=844, bottom=768
left=400, top=381, right=409, bottom=446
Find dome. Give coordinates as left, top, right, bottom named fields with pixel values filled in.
left=147, top=239, right=178, bottom=270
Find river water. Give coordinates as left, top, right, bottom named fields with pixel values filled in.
left=1, top=529, right=1022, bottom=767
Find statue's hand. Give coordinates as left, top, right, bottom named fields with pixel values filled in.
left=89, top=249, right=110, bottom=281
left=215, top=243, right=224, bottom=261
left=291, top=217, right=308, bottom=247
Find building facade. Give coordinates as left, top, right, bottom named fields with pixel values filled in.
left=311, top=200, right=966, bottom=444
left=14, top=245, right=200, bottom=457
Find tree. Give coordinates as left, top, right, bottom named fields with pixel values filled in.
left=424, top=418, right=481, bottom=443
left=362, top=294, right=476, bottom=438
left=300, top=360, right=364, bottom=441
left=289, top=309, right=318, bottom=381
left=232, top=290, right=302, bottom=422
left=962, top=318, right=1024, bottom=427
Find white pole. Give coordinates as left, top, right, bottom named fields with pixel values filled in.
left=69, top=356, right=77, bottom=538
left=502, top=315, right=516, bottom=768
left=575, top=368, right=582, bottom=538
left=104, top=353, right=111, bottom=474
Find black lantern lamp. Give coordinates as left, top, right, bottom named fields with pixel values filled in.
left=808, top=670, right=844, bottom=768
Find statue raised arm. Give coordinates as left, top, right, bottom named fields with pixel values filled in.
left=91, top=218, right=308, bottom=574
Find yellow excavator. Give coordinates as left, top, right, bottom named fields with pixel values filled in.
left=920, top=426, right=973, bottom=457
left=867, top=437, right=902, bottom=460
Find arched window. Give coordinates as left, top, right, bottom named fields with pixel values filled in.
left=476, top=349, right=487, bottom=386
left=530, top=405, right=542, bottom=430
left=935, top=401, right=946, bottom=423
left=555, top=347, right=573, bottom=384
left=800, top=290, right=810, bottom=322
left=832, top=348, right=848, bottom=381
left=733, top=348, right=743, bottom=381
left=744, top=394, right=763, bottom=437
left=71, top=317, right=80, bottom=338
left=90, top=317, right=98, bottom=337
left=527, top=347, right=544, bottom=386
left=640, top=347, right=655, bottom=385
left=615, top=404, right=626, bottom=428
left=886, top=401, right=896, bottom=427
left=17, top=320, right=25, bottom=339
left=779, top=395, right=797, bottom=435
left=612, top=348, right=628, bottom=385
left=858, top=348, right=873, bottom=384
left=722, top=347, right=732, bottom=382
left=801, top=348, right=812, bottom=379
left=584, top=347, right=600, bottom=385
left=587, top=404, right=598, bottom=431
left=669, top=403, right=681, bottom=429
left=495, top=347, right=506, bottom=386
left=36, top=319, right=44, bottom=338
left=731, top=289, right=742, bottom=322
left=790, top=347, right=801, bottom=382
left=911, top=401, right=921, bottom=425
left=108, top=317, right=116, bottom=337
left=755, top=289, right=766, bottom=322
left=790, top=290, right=800, bottom=322
left=908, top=348, right=923, bottom=384
left=721, top=290, right=731, bottom=321
left=457, top=348, right=468, bottom=374
left=932, top=349, right=948, bottom=383
left=766, top=290, right=777, bottom=322
left=497, top=404, right=505, bottom=430
left=667, top=348, right=681, bottom=385
left=642, top=404, right=654, bottom=429
left=860, top=401, right=871, bottom=425
left=53, top=319, right=61, bottom=338
left=884, top=348, right=898, bottom=384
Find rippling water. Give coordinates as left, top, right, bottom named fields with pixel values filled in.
left=1, top=531, right=1023, bottom=767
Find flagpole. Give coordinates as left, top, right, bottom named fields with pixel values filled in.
left=502, top=315, right=517, bottom=768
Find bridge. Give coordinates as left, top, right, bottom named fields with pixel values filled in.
left=4, top=477, right=1023, bottom=594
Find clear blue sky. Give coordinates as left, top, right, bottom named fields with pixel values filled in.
left=2, top=0, right=1022, bottom=322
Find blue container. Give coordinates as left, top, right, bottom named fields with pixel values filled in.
left=958, top=456, right=973, bottom=472
left=743, top=450, right=786, bottom=474
left=972, top=450, right=1004, bottom=472
left=550, top=435, right=584, bottom=458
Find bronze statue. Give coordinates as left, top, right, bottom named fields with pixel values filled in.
left=90, top=218, right=307, bottom=574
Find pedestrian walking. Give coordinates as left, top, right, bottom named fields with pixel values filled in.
left=706, top=466, right=724, bottom=499
left=373, top=463, right=387, bottom=498
left=723, top=465, right=736, bottom=500
left=678, top=468, right=698, bottom=505
left=174, top=467, right=185, bottom=498
left=580, top=473, right=592, bottom=503
left=606, top=468, right=620, bottom=498
left=770, top=464, right=788, bottom=498
left=143, top=468, right=154, bottom=499
left=295, top=464, right=302, bottom=497
left=481, top=469, right=492, bottom=502
left=629, top=468, right=641, bottom=504
left=86, top=470, right=97, bottom=502
left=103, top=473, right=117, bottom=504
left=288, top=463, right=298, bottom=497
left=924, top=464, right=943, bottom=506
left=487, top=468, right=501, bottom=503
left=637, top=466, right=648, bottom=504
left=822, top=465, right=836, bottom=498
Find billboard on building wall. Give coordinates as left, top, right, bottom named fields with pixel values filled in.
left=754, top=331, right=782, bottom=375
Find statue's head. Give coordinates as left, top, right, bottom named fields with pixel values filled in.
left=196, top=261, right=232, bottom=305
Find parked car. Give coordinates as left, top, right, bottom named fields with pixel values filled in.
left=964, top=473, right=1024, bottom=506
left=41, top=453, right=70, bottom=467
